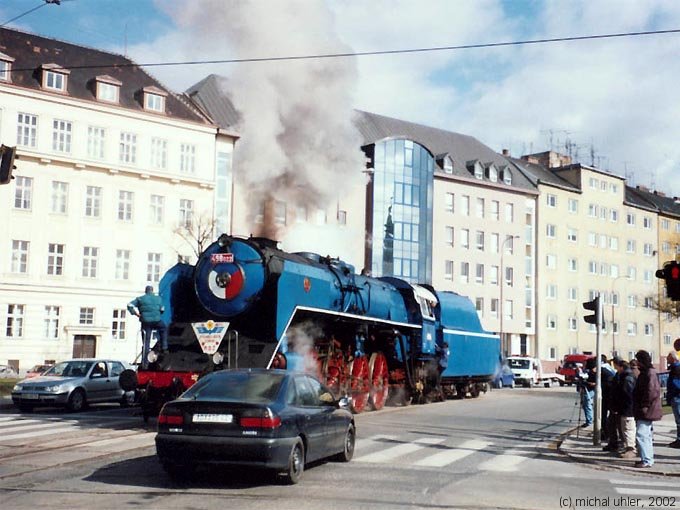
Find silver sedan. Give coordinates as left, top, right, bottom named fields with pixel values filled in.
left=11, top=359, right=132, bottom=412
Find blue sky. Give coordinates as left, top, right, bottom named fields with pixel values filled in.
left=3, top=0, right=680, bottom=197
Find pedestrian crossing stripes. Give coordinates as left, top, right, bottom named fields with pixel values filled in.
left=0, top=414, right=538, bottom=472
left=611, top=479, right=680, bottom=498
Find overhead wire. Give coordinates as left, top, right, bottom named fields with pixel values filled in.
left=3, top=27, right=680, bottom=73
left=0, top=2, right=51, bottom=28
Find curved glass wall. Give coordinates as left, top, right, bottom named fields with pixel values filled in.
left=371, top=139, right=434, bottom=283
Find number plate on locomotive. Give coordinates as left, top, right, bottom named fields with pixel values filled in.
left=192, top=413, right=233, bottom=423
left=210, top=253, right=234, bottom=264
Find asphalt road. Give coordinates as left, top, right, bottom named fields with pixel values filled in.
left=0, top=387, right=676, bottom=510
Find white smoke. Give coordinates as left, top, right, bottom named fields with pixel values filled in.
left=159, top=0, right=366, bottom=220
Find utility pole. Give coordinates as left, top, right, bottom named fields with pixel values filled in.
left=583, top=293, right=603, bottom=446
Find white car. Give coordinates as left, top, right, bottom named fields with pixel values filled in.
left=0, top=365, right=19, bottom=378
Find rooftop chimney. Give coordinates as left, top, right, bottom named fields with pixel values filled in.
left=502, top=149, right=510, bottom=156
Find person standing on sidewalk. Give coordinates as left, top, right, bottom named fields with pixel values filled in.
left=614, top=358, right=637, bottom=458
left=667, top=350, right=680, bottom=449
left=578, top=358, right=596, bottom=428
left=632, top=350, right=663, bottom=468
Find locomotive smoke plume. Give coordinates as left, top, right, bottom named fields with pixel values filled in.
left=285, top=321, right=323, bottom=376
left=162, top=1, right=365, bottom=239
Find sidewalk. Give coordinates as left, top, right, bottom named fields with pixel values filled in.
left=559, top=414, right=680, bottom=476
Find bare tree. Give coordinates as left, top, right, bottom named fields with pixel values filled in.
left=173, top=211, right=218, bottom=259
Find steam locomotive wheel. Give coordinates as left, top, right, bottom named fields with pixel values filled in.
left=368, top=352, right=389, bottom=411
left=322, top=356, right=346, bottom=399
left=349, top=355, right=370, bottom=414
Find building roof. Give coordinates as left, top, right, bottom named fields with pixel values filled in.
left=0, top=26, right=206, bottom=124
left=185, top=74, right=241, bottom=130
left=508, top=157, right=580, bottom=193
left=624, top=185, right=660, bottom=213
left=625, top=185, right=680, bottom=216
left=352, top=110, right=536, bottom=192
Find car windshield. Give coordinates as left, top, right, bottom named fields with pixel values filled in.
left=44, top=361, right=94, bottom=378
left=508, top=359, right=531, bottom=369
left=181, top=371, right=285, bottom=403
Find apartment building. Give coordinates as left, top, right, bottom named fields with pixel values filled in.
left=513, top=153, right=661, bottom=367
left=0, top=28, right=234, bottom=370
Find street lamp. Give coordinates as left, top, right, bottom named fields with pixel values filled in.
left=500, top=234, right=520, bottom=355
left=611, top=275, right=627, bottom=357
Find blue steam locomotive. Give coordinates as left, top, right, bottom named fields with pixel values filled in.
left=122, top=234, right=500, bottom=417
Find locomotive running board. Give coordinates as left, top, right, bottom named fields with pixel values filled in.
left=266, top=305, right=420, bottom=368
left=442, top=328, right=499, bottom=339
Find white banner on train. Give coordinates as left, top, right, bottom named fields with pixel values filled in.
left=191, top=321, right=230, bottom=354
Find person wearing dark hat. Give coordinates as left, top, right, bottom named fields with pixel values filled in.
left=127, top=285, right=168, bottom=367
left=632, top=350, right=662, bottom=468
left=667, top=350, right=680, bottom=448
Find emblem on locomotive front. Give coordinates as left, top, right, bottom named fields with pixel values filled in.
left=303, top=277, right=312, bottom=293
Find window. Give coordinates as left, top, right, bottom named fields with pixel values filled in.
left=180, top=143, right=196, bottom=174
left=600, top=207, right=607, bottom=220
left=568, top=317, right=577, bottom=331
left=118, top=191, right=134, bottom=221
left=643, top=243, right=654, bottom=256
left=502, top=168, right=512, bottom=185
left=505, top=203, right=514, bottom=222
left=627, top=266, right=636, bottom=280
left=44, top=306, right=60, bottom=339
left=546, top=284, right=557, bottom=299
left=504, top=266, right=514, bottom=286
left=82, top=247, right=99, bottom=278
left=460, top=262, right=469, bottom=283
left=119, top=132, right=137, bottom=164
left=274, top=201, right=286, bottom=225
left=460, top=229, right=470, bottom=249
left=6, top=304, right=24, bottom=337
left=47, top=243, right=64, bottom=276
left=567, top=258, right=577, bottom=272
left=97, top=81, right=119, bottom=102
left=79, top=307, right=94, bottom=325
left=0, top=58, right=12, bottom=82
left=488, top=165, right=498, bottom=182
left=490, top=265, right=499, bottom=285
left=568, top=287, right=577, bottom=301
left=443, top=157, right=453, bottom=174
left=112, top=249, right=129, bottom=280
left=588, top=261, right=597, bottom=275
left=567, top=228, right=577, bottom=242
left=589, top=177, right=598, bottom=189
left=475, top=231, right=484, bottom=251
left=610, top=209, right=618, bottom=222
left=52, top=119, right=72, bottom=153
left=490, top=298, right=499, bottom=318
left=661, top=218, right=670, bottom=230
left=627, top=322, right=637, bottom=336
left=444, top=260, right=453, bottom=280
left=149, top=194, right=164, bottom=225
left=44, top=70, right=67, bottom=91
left=14, top=176, right=32, bottom=210
left=461, top=195, right=470, bottom=216
left=145, top=92, right=165, bottom=112
left=664, top=334, right=672, bottom=346
left=337, top=210, right=347, bottom=225
left=626, top=240, right=636, bottom=253
left=445, top=227, right=454, bottom=247
left=643, top=217, right=652, bottom=229
left=503, top=299, right=513, bottom=320
left=588, top=204, right=598, bottom=217
left=147, top=252, right=162, bottom=283
left=490, top=200, right=499, bottom=221
left=546, top=254, right=556, bottom=269
left=112, top=309, right=126, bottom=340
left=609, top=237, right=618, bottom=251
left=17, top=112, right=38, bottom=147
left=179, top=199, right=194, bottom=228
left=474, top=164, right=483, bottom=179
left=151, top=138, right=167, bottom=170
left=475, top=297, right=484, bottom=314
left=87, top=126, right=105, bottom=159
left=568, top=198, right=578, bottom=213
left=445, top=193, right=454, bottom=213
left=626, top=213, right=635, bottom=226
left=546, top=224, right=556, bottom=238
left=546, top=194, right=557, bottom=207
left=662, top=241, right=671, bottom=253
left=475, top=263, right=484, bottom=284
left=547, top=315, right=557, bottom=330
left=85, top=186, right=102, bottom=218
left=476, top=197, right=485, bottom=218
left=610, top=264, right=619, bottom=278
left=315, top=208, right=327, bottom=225
left=490, top=233, right=499, bottom=253
left=11, top=240, right=29, bottom=273
left=50, top=181, right=68, bottom=214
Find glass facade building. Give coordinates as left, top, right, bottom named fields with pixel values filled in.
left=370, top=139, right=434, bottom=283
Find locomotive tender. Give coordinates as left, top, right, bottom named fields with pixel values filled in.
left=121, top=234, right=500, bottom=418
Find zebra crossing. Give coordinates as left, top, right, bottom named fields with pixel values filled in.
left=0, top=413, right=539, bottom=473
left=610, top=478, right=680, bottom=499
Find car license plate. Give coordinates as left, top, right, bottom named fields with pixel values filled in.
left=192, top=413, right=233, bottom=423
left=23, top=393, right=39, bottom=400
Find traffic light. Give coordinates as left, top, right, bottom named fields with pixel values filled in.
left=583, top=295, right=601, bottom=326
left=0, top=145, right=17, bottom=185
left=656, top=260, right=680, bottom=301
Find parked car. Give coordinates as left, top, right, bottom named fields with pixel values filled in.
left=11, top=359, right=133, bottom=412
left=26, top=364, right=54, bottom=379
left=0, top=365, right=19, bottom=378
left=492, top=362, right=515, bottom=389
left=155, top=368, right=355, bottom=484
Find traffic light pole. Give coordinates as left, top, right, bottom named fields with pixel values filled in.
left=593, top=294, right=602, bottom=447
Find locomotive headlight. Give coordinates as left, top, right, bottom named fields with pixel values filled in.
left=212, top=352, right=225, bottom=365
left=215, top=272, right=232, bottom=288
left=147, top=351, right=159, bottom=363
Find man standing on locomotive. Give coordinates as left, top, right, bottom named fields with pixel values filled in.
left=128, top=285, right=168, bottom=368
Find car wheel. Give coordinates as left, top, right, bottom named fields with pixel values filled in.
left=333, top=423, right=356, bottom=462
left=509, top=379, right=515, bottom=389
left=67, top=388, right=87, bottom=412
left=281, top=438, right=305, bottom=485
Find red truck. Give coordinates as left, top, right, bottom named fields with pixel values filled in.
left=558, top=353, right=594, bottom=386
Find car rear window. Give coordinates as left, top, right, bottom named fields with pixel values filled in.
left=182, top=371, right=285, bottom=403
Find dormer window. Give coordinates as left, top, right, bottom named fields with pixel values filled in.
left=444, top=156, right=454, bottom=174
left=474, top=163, right=483, bottom=179
left=0, top=52, right=14, bottom=82
left=502, top=167, right=513, bottom=185
left=94, top=75, right=121, bottom=103
left=41, top=64, right=70, bottom=93
left=487, top=164, right=498, bottom=182
left=142, top=86, right=167, bottom=113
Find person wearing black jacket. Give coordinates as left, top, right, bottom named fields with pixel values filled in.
left=600, top=355, right=616, bottom=446
left=613, top=358, right=637, bottom=458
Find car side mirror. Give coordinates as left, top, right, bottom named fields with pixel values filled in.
left=336, top=396, right=350, bottom=409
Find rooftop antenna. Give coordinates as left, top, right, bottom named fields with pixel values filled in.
left=124, top=22, right=128, bottom=56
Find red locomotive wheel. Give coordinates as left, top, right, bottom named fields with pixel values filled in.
left=349, top=355, right=370, bottom=414
left=368, top=352, right=389, bottom=411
